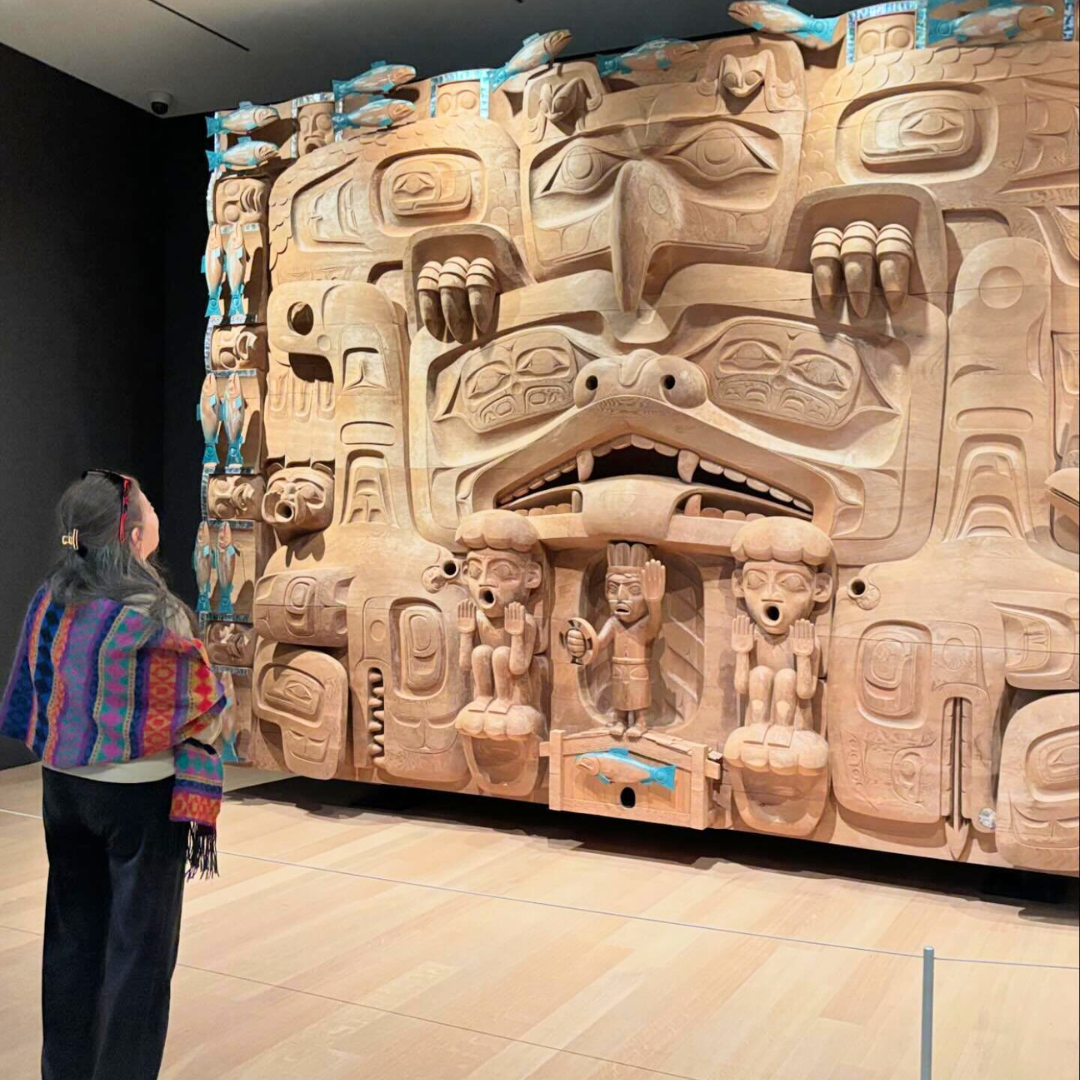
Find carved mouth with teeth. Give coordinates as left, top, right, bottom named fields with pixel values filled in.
left=495, top=435, right=812, bottom=520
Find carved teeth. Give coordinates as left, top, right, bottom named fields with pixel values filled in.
left=373, top=734, right=385, bottom=746
left=793, top=498, right=812, bottom=512
left=544, top=469, right=561, bottom=482
left=572, top=490, right=583, bottom=513
left=677, top=450, right=700, bottom=482
left=684, top=493, right=702, bottom=517
left=528, top=477, right=545, bottom=490
left=724, top=468, right=747, bottom=483
left=841, top=221, right=878, bottom=319
left=371, top=754, right=385, bottom=767
left=372, top=708, right=385, bottom=720
left=593, top=442, right=612, bottom=457
left=367, top=720, right=382, bottom=733
left=770, top=488, right=793, bottom=503
left=611, top=435, right=632, bottom=450
left=466, top=257, right=498, bottom=334
left=512, top=486, right=530, bottom=498
left=653, top=441, right=677, bottom=457
left=876, top=224, right=913, bottom=313
left=367, top=671, right=382, bottom=685
left=439, top=256, right=473, bottom=343
left=577, top=449, right=594, bottom=481
left=700, top=460, right=724, bottom=475
left=631, top=435, right=655, bottom=449
left=560, top=461, right=576, bottom=474
left=747, top=478, right=769, bottom=492
left=811, top=226, right=843, bottom=311
left=417, top=260, right=445, bottom=338
left=724, top=510, right=746, bottom=520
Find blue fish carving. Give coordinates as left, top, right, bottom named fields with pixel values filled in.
left=206, top=102, right=280, bottom=137
left=576, top=747, right=677, bottom=791
left=596, top=38, right=699, bottom=78
left=331, top=97, right=416, bottom=131
left=206, top=138, right=279, bottom=172
left=333, top=61, right=417, bottom=100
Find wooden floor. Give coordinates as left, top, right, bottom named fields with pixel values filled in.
left=1, top=764, right=1076, bottom=1080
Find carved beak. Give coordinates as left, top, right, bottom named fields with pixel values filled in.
left=611, top=159, right=683, bottom=313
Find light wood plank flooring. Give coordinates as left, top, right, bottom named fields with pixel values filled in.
left=1, top=763, right=1076, bottom=1080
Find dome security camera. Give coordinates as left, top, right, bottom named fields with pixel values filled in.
left=148, top=91, right=174, bottom=117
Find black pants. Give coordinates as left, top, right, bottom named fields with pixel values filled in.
left=41, top=769, right=187, bottom=1080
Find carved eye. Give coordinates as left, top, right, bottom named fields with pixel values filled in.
left=545, top=146, right=623, bottom=197
left=466, top=363, right=512, bottom=398
left=666, top=130, right=776, bottom=184
left=516, top=347, right=570, bottom=378
left=790, top=355, right=850, bottom=391
left=900, top=110, right=962, bottom=139
left=718, top=340, right=781, bottom=371
left=779, top=573, right=810, bottom=593
left=744, top=571, right=767, bottom=590
left=467, top=560, right=482, bottom=579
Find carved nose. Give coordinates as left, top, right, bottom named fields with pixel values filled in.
left=574, top=351, right=708, bottom=408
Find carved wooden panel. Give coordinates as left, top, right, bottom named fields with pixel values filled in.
left=195, top=19, right=1079, bottom=873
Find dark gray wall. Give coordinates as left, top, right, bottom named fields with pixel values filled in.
left=0, top=45, right=172, bottom=767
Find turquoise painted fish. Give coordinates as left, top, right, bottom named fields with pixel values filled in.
left=333, top=61, right=417, bottom=100
left=501, top=29, right=572, bottom=79
left=576, top=747, right=676, bottom=791
left=727, top=1, right=842, bottom=49
left=205, top=102, right=280, bottom=138
left=331, top=97, right=415, bottom=131
left=206, top=138, right=278, bottom=171
left=596, top=38, right=700, bottom=78
left=928, top=2, right=1055, bottom=44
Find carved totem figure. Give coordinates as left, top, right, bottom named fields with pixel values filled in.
left=455, top=510, right=547, bottom=741
left=723, top=517, right=834, bottom=835
left=194, top=8, right=1080, bottom=874
left=565, top=544, right=666, bottom=739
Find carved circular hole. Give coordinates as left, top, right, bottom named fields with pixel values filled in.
left=850, top=578, right=867, bottom=597
left=279, top=504, right=294, bottom=520
left=480, top=588, right=495, bottom=606
left=287, top=302, right=314, bottom=335
left=620, top=786, right=637, bottom=809
left=585, top=375, right=598, bottom=391
left=765, top=604, right=781, bottom=623
left=661, top=374, right=677, bottom=391
left=442, top=560, right=458, bottom=577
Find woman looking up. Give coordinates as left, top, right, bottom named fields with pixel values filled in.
left=1, top=470, right=226, bottom=1080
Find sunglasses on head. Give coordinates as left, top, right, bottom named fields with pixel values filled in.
left=83, top=469, right=133, bottom=543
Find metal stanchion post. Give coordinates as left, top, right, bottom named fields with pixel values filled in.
left=921, top=946, right=935, bottom=1080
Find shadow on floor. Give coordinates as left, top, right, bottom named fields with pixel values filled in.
left=226, top=775, right=1079, bottom=923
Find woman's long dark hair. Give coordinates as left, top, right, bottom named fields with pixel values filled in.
left=49, top=474, right=185, bottom=628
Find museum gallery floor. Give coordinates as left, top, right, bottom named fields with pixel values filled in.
left=0, top=763, right=1077, bottom=1079
left=193, top=1, right=1080, bottom=876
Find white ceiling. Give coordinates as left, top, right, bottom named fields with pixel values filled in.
left=0, top=0, right=808, bottom=117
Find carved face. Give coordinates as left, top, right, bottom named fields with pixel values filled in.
left=262, top=467, right=333, bottom=539
left=205, top=621, right=256, bottom=666
left=207, top=475, right=263, bottom=520
left=734, top=559, right=830, bottom=634
left=605, top=569, right=647, bottom=624
left=297, top=103, right=334, bottom=155
left=463, top=550, right=541, bottom=616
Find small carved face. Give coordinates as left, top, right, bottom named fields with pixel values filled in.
left=297, top=103, right=334, bottom=155
left=262, top=467, right=333, bottom=540
left=206, top=622, right=255, bottom=666
left=207, top=476, right=263, bottom=520
left=734, top=559, right=830, bottom=633
left=605, top=570, right=647, bottom=624
left=464, top=550, right=541, bottom=616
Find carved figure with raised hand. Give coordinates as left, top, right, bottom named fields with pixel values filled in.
left=454, top=510, right=547, bottom=741
left=729, top=517, right=832, bottom=729
left=724, top=516, right=834, bottom=835
left=566, top=543, right=666, bottom=740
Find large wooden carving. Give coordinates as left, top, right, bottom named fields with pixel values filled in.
left=195, top=7, right=1079, bottom=873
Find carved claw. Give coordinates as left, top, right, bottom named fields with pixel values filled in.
left=466, top=258, right=499, bottom=335
left=876, top=224, right=913, bottom=313
left=417, top=260, right=445, bottom=338
left=840, top=221, right=878, bottom=318
left=439, top=256, right=472, bottom=343
left=810, top=226, right=843, bottom=311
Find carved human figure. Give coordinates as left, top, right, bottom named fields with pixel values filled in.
left=455, top=510, right=546, bottom=740
left=565, top=543, right=666, bottom=739
left=729, top=517, right=832, bottom=729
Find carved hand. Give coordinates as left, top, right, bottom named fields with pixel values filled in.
left=565, top=627, right=587, bottom=659
left=505, top=602, right=525, bottom=637
left=644, top=558, right=666, bottom=603
left=457, top=599, right=477, bottom=635
left=731, top=613, right=755, bottom=655
left=791, top=619, right=816, bottom=658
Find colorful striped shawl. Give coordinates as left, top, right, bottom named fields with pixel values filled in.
left=1, top=587, right=226, bottom=877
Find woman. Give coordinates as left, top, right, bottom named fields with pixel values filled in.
left=0, top=470, right=226, bottom=1080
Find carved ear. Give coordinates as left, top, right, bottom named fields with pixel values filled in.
left=813, top=571, right=833, bottom=604
left=731, top=569, right=745, bottom=599
left=524, top=562, right=542, bottom=590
